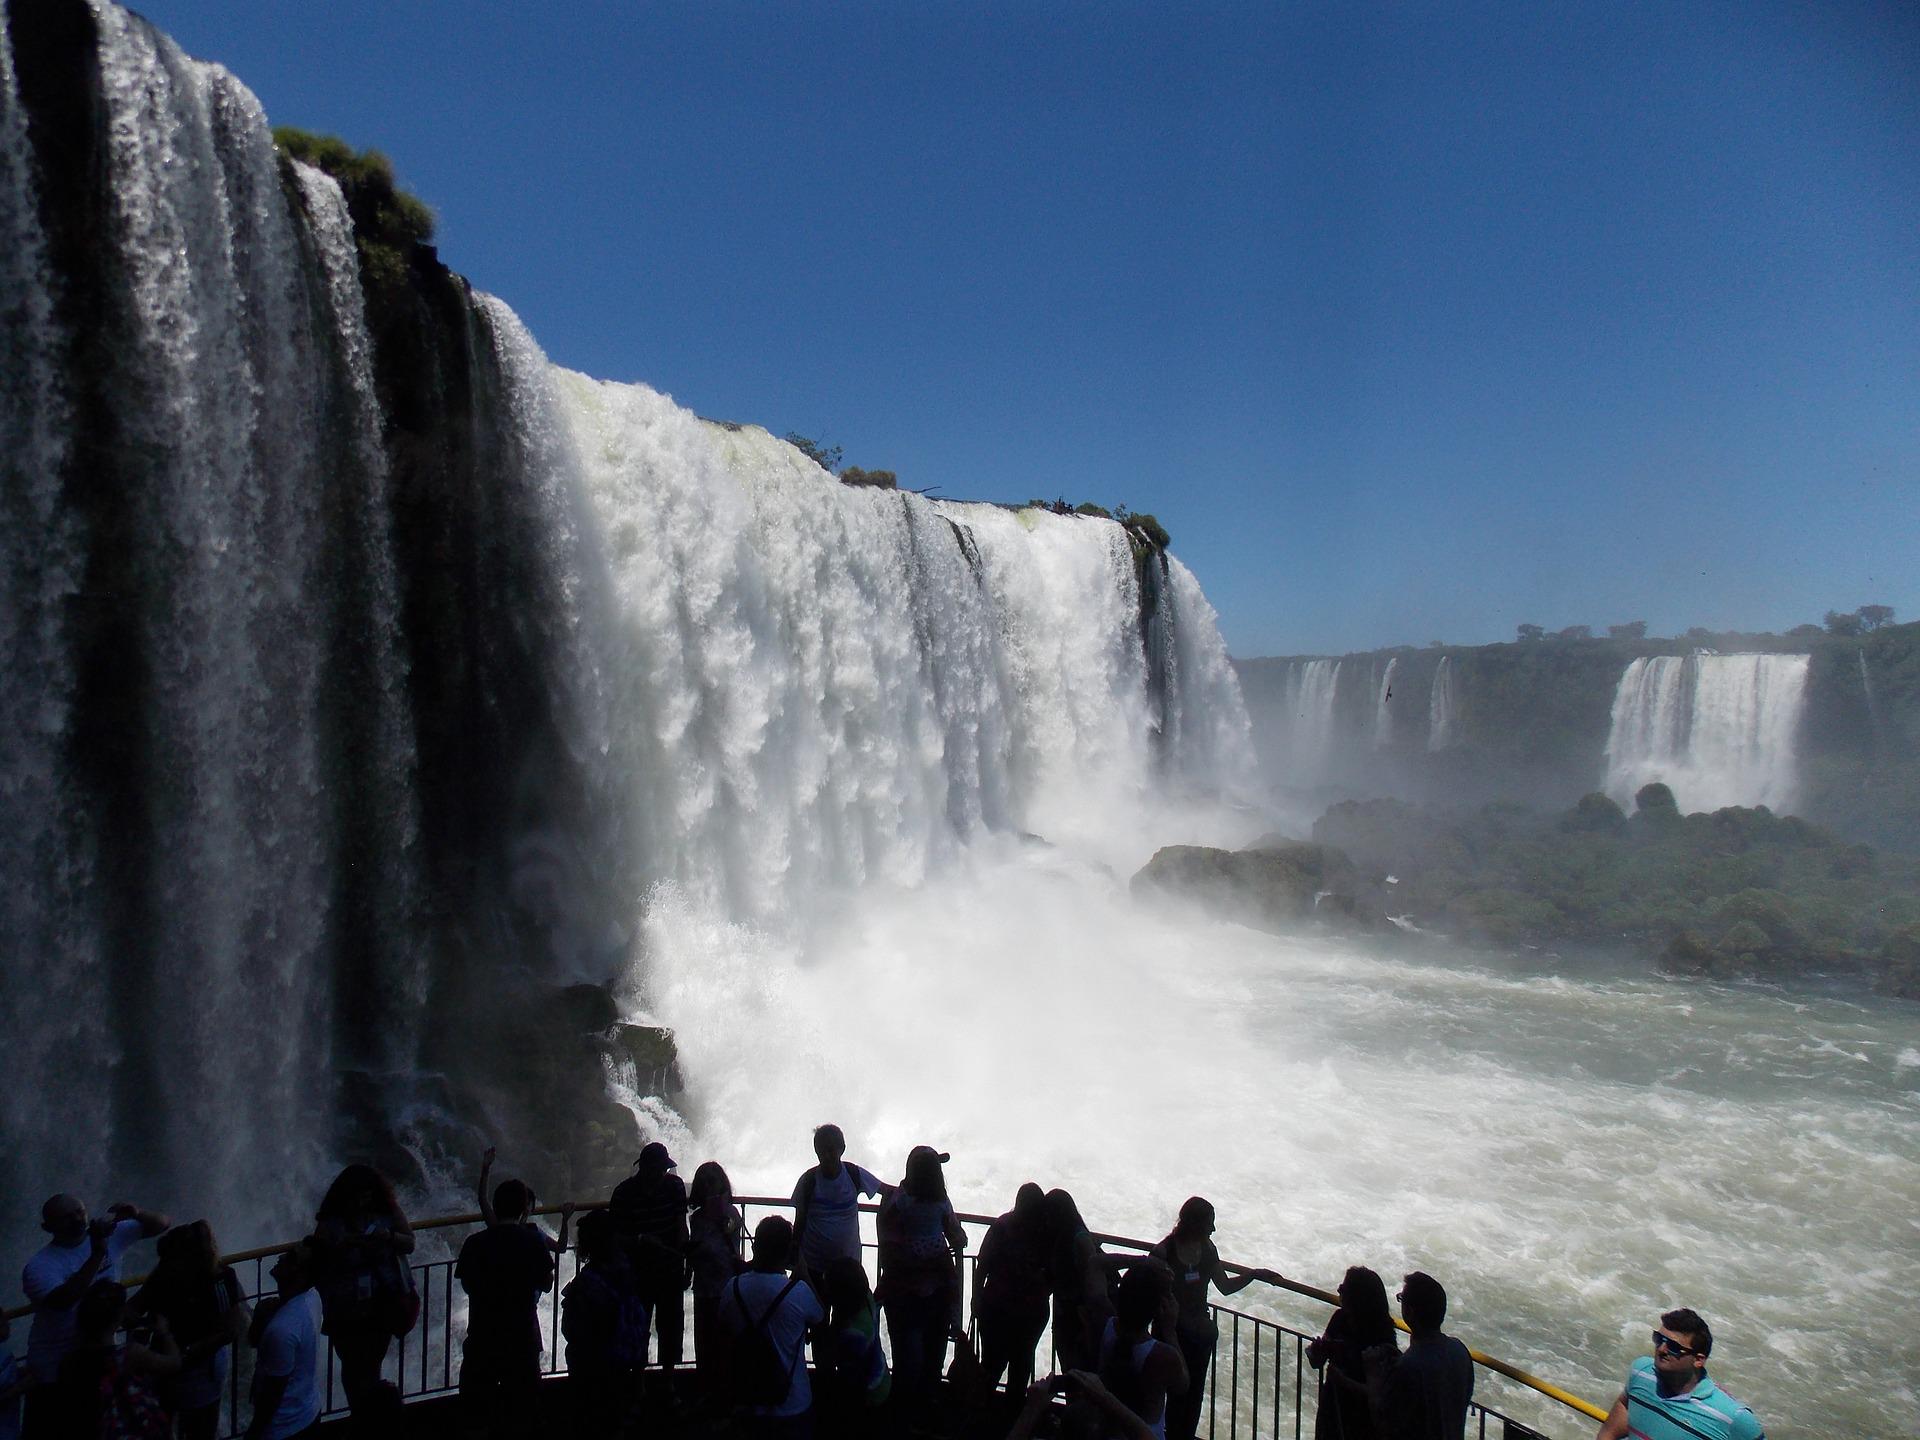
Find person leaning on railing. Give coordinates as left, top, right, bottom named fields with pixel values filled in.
left=973, top=1182, right=1052, bottom=1400
left=610, top=1140, right=689, bottom=1405
left=1149, top=1197, right=1283, bottom=1440
left=1042, top=1189, right=1114, bottom=1372
left=874, top=1146, right=968, bottom=1424
left=790, top=1124, right=892, bottom=1284
left=1307, top=1266, right=1400, bottom=1440
left=309, top=1165, right=414, bottom=1418
left=686, top=1161, right=747, bottom=1403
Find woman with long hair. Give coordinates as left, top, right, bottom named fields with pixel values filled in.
left=685, top=1161, right=744, bottom=1398
left=128, top=1221, right=249, bottom=1440
left=973, top=1181, right=1052, bottom=1399
left=310, top=1164, right=415, bottom=1414
left=1306, top=1266, right=1399, bottom=1440
left=875, top=1146, right=967, bottom=1419
left=1149, top=1198, right=1282, bottom=1440
left=1042, top=1188, right=1115, bottom=1372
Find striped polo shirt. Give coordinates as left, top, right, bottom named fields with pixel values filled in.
left=1623, top=1355, right=1765, bottom=1440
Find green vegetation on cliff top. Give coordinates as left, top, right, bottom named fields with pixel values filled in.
left=274, top=128, right=435, bottom=289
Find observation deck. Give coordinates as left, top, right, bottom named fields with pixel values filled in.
left=7, top=1196, right=1606, bottom=1438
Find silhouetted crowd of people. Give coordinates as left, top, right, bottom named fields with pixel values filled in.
left=4, top=1125, right=1764, bottom=1440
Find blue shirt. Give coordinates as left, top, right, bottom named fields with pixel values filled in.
left=1623, top=1355, right=1764, bottom=1440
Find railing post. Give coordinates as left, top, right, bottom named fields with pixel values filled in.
left=1230, top=1309, right=1241, bottom=1440
left=1294, top=1332, right=1303, bottom=1440
left=1251, top=1316, right=1262, bottom=1440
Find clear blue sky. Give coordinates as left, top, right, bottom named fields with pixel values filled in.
left=127, top=0, right=1917, bottom=657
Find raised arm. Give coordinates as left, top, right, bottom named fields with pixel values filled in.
left=108, top=1202, right=170, bottom=1238
left=32, top=1223, right=111, bottom=1311
left=477, top=1147, right=498, bottom=1227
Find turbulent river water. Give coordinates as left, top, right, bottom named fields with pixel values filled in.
left=5, top=9, right=1916, bottom=1438
left=633, top=832, right=1920, bottom=1438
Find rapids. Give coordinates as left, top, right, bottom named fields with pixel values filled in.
left=634, top=845, right=1920, bottom=1437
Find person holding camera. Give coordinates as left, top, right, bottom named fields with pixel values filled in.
left=1006, top=1372, right=1159, bottom=1440
left=19, top=1194, right=168, bottom=1437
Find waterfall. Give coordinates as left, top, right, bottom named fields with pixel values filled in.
left=0, top=1, right=427, bottom=1240
left=553, top=370, right=1254, bottom=909
left=1, top=0, right=1257, bottom=1253
left=1373, top=656, right=1398, bottom=747
left=0, top=0, right=94, bottom=1211
left=1603, top=654, right=1811, bottom=813
left=1858, top=651, right=1882, bottom=749
left=1282, top=658, right=1342, bottom=778
left=1427, top=655, right=1456, bottom=751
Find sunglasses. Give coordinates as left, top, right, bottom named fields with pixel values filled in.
left=1652, top=1331, right=1703, bottom=1358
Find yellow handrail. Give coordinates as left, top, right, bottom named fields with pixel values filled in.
left=2, top=1197, right=1608, bottom=1424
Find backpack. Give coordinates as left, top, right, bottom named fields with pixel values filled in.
left=728, top=1275, right=802, bottom=1408
left=97, top=1351, right=170, bottom=1440
left=563, top=1266, right=650, bottom=1371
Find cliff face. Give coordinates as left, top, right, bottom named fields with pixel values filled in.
left=1235, top=623, right=1920, bottom=851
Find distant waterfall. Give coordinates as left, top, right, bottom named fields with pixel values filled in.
left=1427, top=656, right=1456, bottom=751
left=1603, top=655, right=1811, bottom=813
left=1858, top=651, right=1882, bottom=749
left=1280, top=658, right=1342, bottom=777
left=1373, top=656, right=1398, bottom=747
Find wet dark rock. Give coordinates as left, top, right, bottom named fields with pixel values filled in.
left=1131, top=842, right=1388, bottom=939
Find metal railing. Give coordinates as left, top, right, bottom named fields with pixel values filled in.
left=6, top=1198, right=1604, bottom=1438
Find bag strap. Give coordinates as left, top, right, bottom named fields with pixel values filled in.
left=734, top=1274, right=802, bottom=1338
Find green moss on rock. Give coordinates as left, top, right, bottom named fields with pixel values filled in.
left=274, top=127, right=434, bottom=292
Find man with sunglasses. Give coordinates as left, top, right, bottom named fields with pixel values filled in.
left=1595, top=1309, right=1764, bottom=1440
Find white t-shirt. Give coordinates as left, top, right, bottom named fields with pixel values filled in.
left=721, top=1271, right=826, bottom=1418
left=793, top=1163, right=882, bottom=1269
left=254, top=1290, right=323, bottom=1440
left=21, top=1218, right=144, bottom=1380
